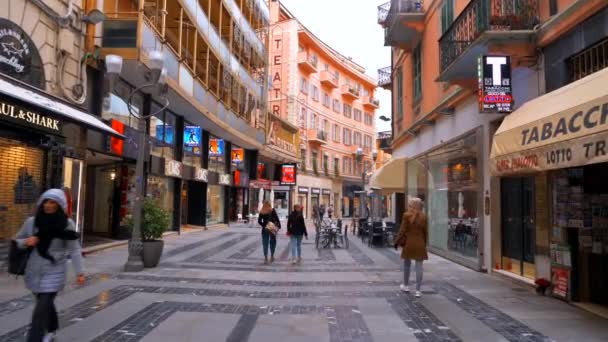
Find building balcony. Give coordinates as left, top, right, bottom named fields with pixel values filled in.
left=362, top=96, right=380, bottom=109
left=307, top=129, right=327, bottom=145
left=377, top=66, right=392, bottom=90
left=340, top=84, right=360, bottom=101
left=381, top=0, right=425, bottom=50
left=298, top=51, right=318, bottom=74
left=320, top=70, right=339, bottom=88
left=438, top=0, right=539, bottom=82
left=377, top=131, right=392, bottom=152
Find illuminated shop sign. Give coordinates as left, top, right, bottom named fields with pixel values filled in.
left=478, top=55, right=513, bottom=113
left=279, top=163, right=296, bottom=186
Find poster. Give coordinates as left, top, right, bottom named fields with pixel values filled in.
left=552, top=267, right=569, bottom=299
left=209, top=138, right=224, bottom=156
left=231, top=148, right=244, bottom=165
left=279, top=163, right=296, bottom=186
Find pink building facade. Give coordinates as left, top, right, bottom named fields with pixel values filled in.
left=269, top=2, right=379, bottom=219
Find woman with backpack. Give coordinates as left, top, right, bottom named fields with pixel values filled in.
left=287, top=204, right=308, bottom=264
left=14, top=189, right=85, bottom=342
left=258, top=200, right=281, bottom=264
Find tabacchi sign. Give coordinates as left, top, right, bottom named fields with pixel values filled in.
left=478, top=55, right=513, bottom=113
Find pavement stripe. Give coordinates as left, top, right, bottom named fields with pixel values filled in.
left=226, top=313, right=259, bottom=342
left=184, top=234, right=251, bottom=262
left=162, top=232, right=235, bottom=258
left=388, top=297, right=462, bottom=341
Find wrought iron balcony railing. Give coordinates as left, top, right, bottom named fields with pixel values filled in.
left=382, top=0, right=424, bottom=26
left=439, top=0, right=539, bottom=72
left=377, top=2, right=391, bottom=25
left=378, top=66, right=392, bottom=88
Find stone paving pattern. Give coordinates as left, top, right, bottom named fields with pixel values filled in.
left=0, top=223, right=606, bottom=341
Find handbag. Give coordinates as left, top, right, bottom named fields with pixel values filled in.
left=265, top=221, right=278, bottom=235
left=8, top=240, right=31, bottom=276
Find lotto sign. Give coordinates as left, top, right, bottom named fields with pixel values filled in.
left=478, top=56, right=513, bottom=113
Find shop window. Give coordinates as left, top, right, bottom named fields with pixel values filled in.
left=149, top=108, right=176, bottom=160
left=63, top=158, right=84, bottom=231
left=102, top=81, right=142, bottom=129
left=183, top=122, right=201, bottom=167
left=208, top=136, right=226, bottom=173
left=146, top=175, right=175, bottom=230
left=0, top=137, right=44, bottom=239
left=206, top=185, right=225, bottom=225
left=569, top=38, right=608, bottom=82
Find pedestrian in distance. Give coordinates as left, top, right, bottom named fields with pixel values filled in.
left=287, top=204, right=308, bottom=264
left=319, top=204, right=326, bottom=220
left=14, top=189, right=85, bottom=342
left=327, top=204, right=334, bottom=219
left=258, top=200, right=281, bottom=264
left=394, top=197, right=428, bottom=298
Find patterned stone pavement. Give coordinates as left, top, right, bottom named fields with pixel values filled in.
left=0, top=226, right=607, bottom=341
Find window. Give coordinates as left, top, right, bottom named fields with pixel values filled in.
left=343, top=103, right=352, bottom=118
left=334, top=71, right=340, bottom=82
left=441, top=0, right=454, bottom=35
left=364, top=135, right=372, bottom=151
left=149, top=107, right=176, bottom=160
left=353, top=109, right=362, bottom=122
left=310, top=113, right=318, bottom=130
left=569, top=38, right=608, bottom=82
left=353, top=132, right=362, bottom=147
left=300, top=107, right=307, bottom=128
left=311, top=85, right=319, bottom=101
left=300, top=148, right=306, bottom=168
left=323, top=119, right=329, bottom=134
left=549, top=0, right=558, bottom=16
left=363, top=89, right=369, bottom=97
left=343, top=128, right=352, bottom=145
left=299, top=77, right=309, bottom=95
left=413, top=43, right=422, bottom=102
left=364, top=112, right=373, bottom=126
left=324, top=63, right=329, bottom=71
left=323, top=154, right=329, bottom=170
left=343, top=157, right=352, bottom=175
left=332, top=124, right=340, bottom=142
left=334, top=157, right=340, bottom=174
left=396, top=67, right=403, bottom=124
left=322, top=92, right=330, bottom=107
left=312, top=151, right=318, bottom=170
left=333, top=99, right=341, bottom=113
left=208, top=136, right=226, bottom=173
left=183, top=121, right=201, bottom=167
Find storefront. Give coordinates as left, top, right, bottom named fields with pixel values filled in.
left=321, top=188, right=331, bottom=208
left=491, top=67, right=608, bottom=306
left=0, top=77, right=121, bottom=241
left=229, top=145, right=248, bottom=222
left=297, top=186, right=309, bottom=219
left=272, top=184, right=291, bottom=220
left=250, top=179, right=272, bottom=215
left=311, top=187, right=320, bottom=214
left=406, top=129, right=483, bottom=265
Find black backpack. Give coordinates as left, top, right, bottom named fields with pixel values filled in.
left=8, top=240, right=31, bottom=276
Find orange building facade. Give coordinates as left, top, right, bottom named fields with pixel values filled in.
left=380, top=0, right=608, bottom=305
left=270, top=1, right=378, bottom=219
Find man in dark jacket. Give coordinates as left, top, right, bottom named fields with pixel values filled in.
left=287, top=205, right=308, bottom=264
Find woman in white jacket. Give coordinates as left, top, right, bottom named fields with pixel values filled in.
left=15, top=189, right=85, bottom=342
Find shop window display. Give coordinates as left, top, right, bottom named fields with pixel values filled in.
left=146, top=175, right=175, bottom=230
left=208, top=136, right=226, bottom=173
left=0, top=137, right=44, bottom=239
left=406, top=130, right=481, bottom=263
left=207, top=185, right=225, bottom=225
left=183, top=122, right=201, bottom=167
left=149, top=108, right=176, bottom=160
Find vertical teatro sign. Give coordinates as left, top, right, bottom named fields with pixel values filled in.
left=270, top=26, right=284, bottom=118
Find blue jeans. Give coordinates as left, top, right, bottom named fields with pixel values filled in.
left=290, top=235, right=303, bottom=258
left=403, top=259, right=424, bottom=291
left=261, top=231, right=276, bottom=257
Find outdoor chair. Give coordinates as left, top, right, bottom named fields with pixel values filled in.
left=368, top=222, right=385, bottom=247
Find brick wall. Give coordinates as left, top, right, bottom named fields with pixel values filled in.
left=0, top=137, right=44, bottom=239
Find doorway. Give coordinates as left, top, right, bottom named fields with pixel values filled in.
left=501, top=177, right=536, bottom=279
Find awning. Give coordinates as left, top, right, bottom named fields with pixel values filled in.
left=490, top=67, right=608, bottom=176
left=368, top=157, right=406, bottom=194
left=0, top=76, right=123, bottom=138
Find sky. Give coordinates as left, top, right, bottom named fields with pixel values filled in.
left=279, top=0, right=392, bottom=132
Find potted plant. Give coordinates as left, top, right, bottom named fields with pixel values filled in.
left=127, top=198, right=171, bottom=267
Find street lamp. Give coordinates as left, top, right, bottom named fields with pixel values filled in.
left=105, top=51, right=169, bottom=272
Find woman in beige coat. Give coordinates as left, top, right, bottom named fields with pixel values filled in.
left=394, top=197, right=428, bottom=297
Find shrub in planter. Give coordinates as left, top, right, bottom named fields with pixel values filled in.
left=127, top=198, right=171, bottom=267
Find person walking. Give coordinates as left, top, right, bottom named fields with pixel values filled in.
left=258, top=200, right=281, bottom=264
left=394, top=197, right=428, bottom=298
left=287, top=204, right=308, bottom=264
left=14, top=189, right=85, bottom=342
left=327, top=204, right=334, bottom=219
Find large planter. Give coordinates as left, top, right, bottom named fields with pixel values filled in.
left=142, top=240, right=164, bottom=268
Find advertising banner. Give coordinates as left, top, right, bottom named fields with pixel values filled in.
left=279, top=163, right=296, bottom=186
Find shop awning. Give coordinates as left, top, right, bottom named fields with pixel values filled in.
left=0, top=76, right=123, bottom=138
left=490, top=67, right=608, bottom=176
left=368, top=157, right=406, bottom=194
